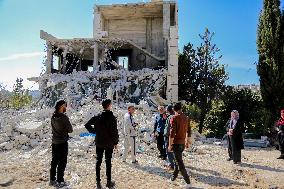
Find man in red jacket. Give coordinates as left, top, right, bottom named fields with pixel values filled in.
left=168, top=102, right=191, bottom=186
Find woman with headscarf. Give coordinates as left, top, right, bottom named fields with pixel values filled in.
left=276, top=109, right=284, bottom=159
left=225, top=110, right=244, bottom=164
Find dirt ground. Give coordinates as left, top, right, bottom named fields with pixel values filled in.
left=0, top=144, right=283, bottom=189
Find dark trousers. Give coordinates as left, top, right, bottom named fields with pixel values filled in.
left=157, top=132, right=166, bottom=157
left=50, top=142, right=68, bottom=182
left=228, top=136, right=241, bottom=162
left=96, top=147, right=113, bottom=183
left=172, top=144, right=190, bottom=184
left=277, top=132, right=284, bottom=155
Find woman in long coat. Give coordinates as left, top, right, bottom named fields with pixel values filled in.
left=225, top=110, right=244, bottom=164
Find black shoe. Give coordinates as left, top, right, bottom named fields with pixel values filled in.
left=227, top=158, right=233, bottom=161
left=49, top=180, right=57, bottom=186
left=158, top=155, right=163, bottom=158
left=106, top=180, right=115, bottom=188
left=234, top=161, right=241, bottom=164
left=96, top=182, right=102, bottom=189
left=132, top=160, right=138, bottom=164
left=170, top=175, right=178, bottom=181
left=277, top=156, right=284, bottom=159
left=56, top=181, right=68, bottom=188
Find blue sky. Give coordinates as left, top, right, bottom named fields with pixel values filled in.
left=0, top=0, right=283, bottom=90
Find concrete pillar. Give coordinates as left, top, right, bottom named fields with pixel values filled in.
left=93, top=42, right=99, bottom=70
left=62, top=57, right=67, bottom=74
left=46, top=42, right=53, bottom=74
left=93, top=6, right=103, bottom=38
left=93, top=6, right=102, bottom=70
left=167, top=27, right=179, bottom=103
left=163, top=3, right=170, bottom=40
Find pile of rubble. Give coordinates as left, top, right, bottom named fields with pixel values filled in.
left=0, top=108, right=53, bottom=150
left=0, top=99, right=157, bottom=153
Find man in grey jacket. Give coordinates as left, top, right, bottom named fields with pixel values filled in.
left=122, top=105, right=138, bottom=163
left=49, top=100, right=73, bottom=187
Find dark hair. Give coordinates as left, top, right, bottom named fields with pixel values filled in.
left=173, top=102, right=182, bottom=112
left=102, top=99, right=112, bottom=109
left=166, top=105, right=174, bottom=112
left=55, top=100, right=66, bottom=113
left=128, top=105, right=135, bottom=110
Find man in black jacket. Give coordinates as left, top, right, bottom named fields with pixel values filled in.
left=50, top=100, right=73, bottom=187
left=85, top=99, right=119, bottom=189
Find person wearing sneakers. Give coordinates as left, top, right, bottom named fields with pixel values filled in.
left=164, top=105, right=175, bottom=170
left=123, top=105, right=139, bottom=164
left=85, top=99, right=119, bottom=189
left=49, top=100, right=73, bottom=188
left=168, top=102, right=191, bottom=187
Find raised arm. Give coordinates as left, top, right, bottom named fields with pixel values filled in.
left=85, top=116, right=97, bottom=134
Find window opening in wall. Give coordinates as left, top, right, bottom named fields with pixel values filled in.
left=53, top=56, right=59, bottom=70
left=118, top=56, right=129, bottom=70
left=88, top=65, right=94, bottom=72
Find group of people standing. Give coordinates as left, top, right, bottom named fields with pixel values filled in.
left=120, top=103, right=192, bottom=186
left=47, top=98, right=284, bottom=188
left=48, top=99, right=192, bottom=188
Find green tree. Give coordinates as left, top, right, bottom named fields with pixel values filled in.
left=257, top=0, right=284, bottom=132
left=178, top=28, right=228, bottom=133
left=11, top=78, right=32, bottom=109
left=204, top=87, right=266, bottom=138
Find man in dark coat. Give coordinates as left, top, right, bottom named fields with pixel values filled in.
left=225, top=110, right=244, bottom=164
left=50, top=100, right=73, bottom=187
left=85, top=99, right=119, bottom=189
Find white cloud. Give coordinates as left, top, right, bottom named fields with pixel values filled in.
left=221, top=55, right=257, bottom=70
left=0, top=53, right=44, bottom=91
left=0, top=52, right=45, bottom=62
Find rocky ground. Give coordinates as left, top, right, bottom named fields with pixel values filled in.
left=0, top=142, right=283, bottom=189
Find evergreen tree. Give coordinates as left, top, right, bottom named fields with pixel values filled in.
left=257, top=0, right=284, bottom=131
left=179, top=28, right=228, bottom=133
left=11, top=78, right=32, bottom=109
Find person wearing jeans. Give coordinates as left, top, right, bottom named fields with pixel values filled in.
left=85, top=99, right=119, bottom=189
left=153, top=106, right=167, bottom=159
left=168, top=102, right=191, bottom=186
left=50, top=100, right=73, bottom=187
left=164, top=105, right=175, bottom=170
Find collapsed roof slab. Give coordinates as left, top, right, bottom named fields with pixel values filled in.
left=40, top=30, right=165, bottom=62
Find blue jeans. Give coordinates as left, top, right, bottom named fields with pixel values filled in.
left=164, top=136, right=175, bottom=168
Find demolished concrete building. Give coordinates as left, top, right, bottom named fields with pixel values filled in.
left=39, top=0, right=179, bottom=104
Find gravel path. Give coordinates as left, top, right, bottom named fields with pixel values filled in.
left=0, top=144, right=283, bottom=189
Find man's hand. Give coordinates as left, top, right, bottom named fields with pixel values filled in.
left=228, top=129, right=233, bottom=136
left=185, top=137, right=191, bottom=149
left=168, top=145, right=173, bottom=152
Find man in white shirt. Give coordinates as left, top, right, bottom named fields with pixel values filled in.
left=122, top=105, right=138, bottom=163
